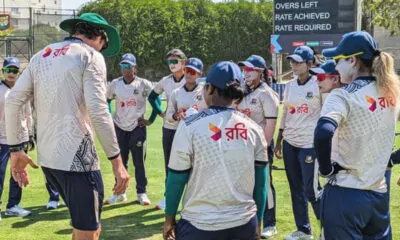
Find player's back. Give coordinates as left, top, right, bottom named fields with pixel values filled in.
left=323, top=77, right=399, bottom=191
left=177, top=107, right=267, bottom=231
left=29, top=37, right=106, bottom=171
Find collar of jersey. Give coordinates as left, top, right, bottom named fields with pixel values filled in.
left=184, top=84, right=198, bottom=92
left=245, top=82, right=263, bottom=95
left=296, top=75, right=313, bottom=86
left=173, top=74, right=185, bottom=83
left=353, top=76, right=376, bottom=82
left=1, top=81, right=11, bottom=89
left=209, top=106, right=235, bottom=111
left=122, top=76, right=136, bottom=84
left=64, top=37, right=84, bottom=43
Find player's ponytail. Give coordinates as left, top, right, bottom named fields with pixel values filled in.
left=372, top=52, right=400, bottom=106
left=212, top=80, right=244, bottom=104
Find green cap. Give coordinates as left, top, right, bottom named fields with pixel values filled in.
left=59, top=13, right=120, bottom=57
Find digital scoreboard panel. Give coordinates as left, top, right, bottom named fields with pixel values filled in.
left=271, top=0, right=357, bottom=54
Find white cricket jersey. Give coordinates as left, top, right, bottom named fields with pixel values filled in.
left=237, top=83, right=279, bottom=128
left=280, top=76, right=321, bottom=148
left=321, top=77, right=399, bottom=192
left=153, top=74, right=186, bottom=129
left=169, top=107, right=269, bottom=231
left=107, top=77, right=153, bottom=131
left=0, top=82, right=32, bottom=144
left=165, top=84, right=208, bottom=129
left=5, top=37, right=120, bottom=172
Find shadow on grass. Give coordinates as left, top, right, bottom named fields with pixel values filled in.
left=10, top=201, right=165, bottom=239
left=101, top=204, right=165, bottom=239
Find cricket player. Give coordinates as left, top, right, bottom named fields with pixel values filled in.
left=275, top=46, right=322, bottom=240
left=314, top=31, right=400, bottom=239
left=166, top=57, right=207, bottom=124
left=0, top=57, right=34, bottom=220
left=148, top=49, right=187, bottom=210
left=237, top=55, right=280, bottom=239
left=163, top=61, right=268, bottom=240
left=4, top=13, right=129, bottom=240
left=105, top=53, right=156, bottom=206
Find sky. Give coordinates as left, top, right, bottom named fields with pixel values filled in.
left=62, top=0, right=92, bottom=10
left=62, top=0, right=229, bottom=10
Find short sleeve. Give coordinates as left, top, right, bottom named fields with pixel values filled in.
left=262, top=90, right=279, bottom=118
left=143, top=79, right=153, bottom=97
left=153, top=76, right=166, bottom=95
left=321, top=89, right=349, bottom=125
left=168, top=121, right=193, bottom=171
left=106, top=79, right=118, bottom=100
left=254, top=126, right=269, bottom=165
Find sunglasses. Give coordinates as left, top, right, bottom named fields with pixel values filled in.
left=243, top=66, right=256, bottom=72
left=3, top=68, right=19, bottom=74
left=100, top=31, right=109, bottom=51
left=167, top=59, right=183, bottom=66
left=120, top=63, right=133, bottom=69
left=184, top=68, right=198, bottom=76
left=317, top=74, right=339, bottom=82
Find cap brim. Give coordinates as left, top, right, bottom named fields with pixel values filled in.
left=120, top=60, right=136, bottom=66
left=3, top=63, right=19, bottom=68
left=286, top=54, right=304, bottom=62
left=238, top=61, right=255, bottom=68
left=309, top=67, right=325, bottom=75
left=184, top=65, right=202, bottom=73
left=322, top=47, right=340, bottom=58
left=59, top=18, right=121, bottom=57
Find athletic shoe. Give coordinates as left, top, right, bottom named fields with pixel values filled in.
left=284, top=231, right=314, bottom=240
left=46, top=201, right=59, bottom=210
left=261, top=226, right=278, bottom=239
left=155, top=197, right=166, bottom=210
left=104, top=193, right=127, bottom=205
left=5, top=205, right=31, bottom=217
left=137, top=193, right=151, bottom=206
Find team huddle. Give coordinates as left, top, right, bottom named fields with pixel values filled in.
left=0, top=12, right=399, bottom=240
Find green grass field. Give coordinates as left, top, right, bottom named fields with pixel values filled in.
left=0, top=103, right=399, bottom=239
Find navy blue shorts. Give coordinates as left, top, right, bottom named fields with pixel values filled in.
left=176, top=216, right=257, bottom=240
left=42, top=167, right=104, bottom=231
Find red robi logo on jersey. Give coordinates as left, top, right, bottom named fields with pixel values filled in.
left=289, top=104, right=308, bottom=114
left=127, top=98, right=137, bottom=107
left=42, top=47, right=52, bottom=58
left=240, top=108, right=251, bottom=117
left=289, top=105, right=296, bottom=114
left=365, top=95, right=394, bottom=112
left=225, top=123, right=248, bottom=141
left=209, top=123, right=221, bottom=141
left=119, top=101, right=125, bottom=108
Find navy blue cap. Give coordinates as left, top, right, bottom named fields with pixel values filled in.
left=310, top=60, right=339, bottom=75
left=238, top=55, right=267, bottom=69
left=120, top=53, right=136, bottom=66
left=3, top=57, right=20, bottom=68
left=286, top=46, right=314, bottom=62
left=322, top=31, right=378, bottom=60
left=185, top=57, right=204, bottom=73
left=206, top=61, right=243, bottom=90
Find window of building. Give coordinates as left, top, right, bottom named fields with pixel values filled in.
left=11, top=8, right=19, bottom=14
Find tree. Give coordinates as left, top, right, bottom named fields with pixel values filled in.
left=79, top=0, right=274, bottom=80
left=363, top=0, right=400, bottom=35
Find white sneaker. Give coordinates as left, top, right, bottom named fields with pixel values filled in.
left=46, top=201, right=59, bottom=210
left=261, top=226, right=278, bottom=239
left=137, top=193, right=151, bottom=206
left=285, top=231, right=314, bottom=240
left=5, top=205, right=31, bottom=217
left=105, top=193, right=127, bottom=205
left=155, top=197, right=165, bottom=210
